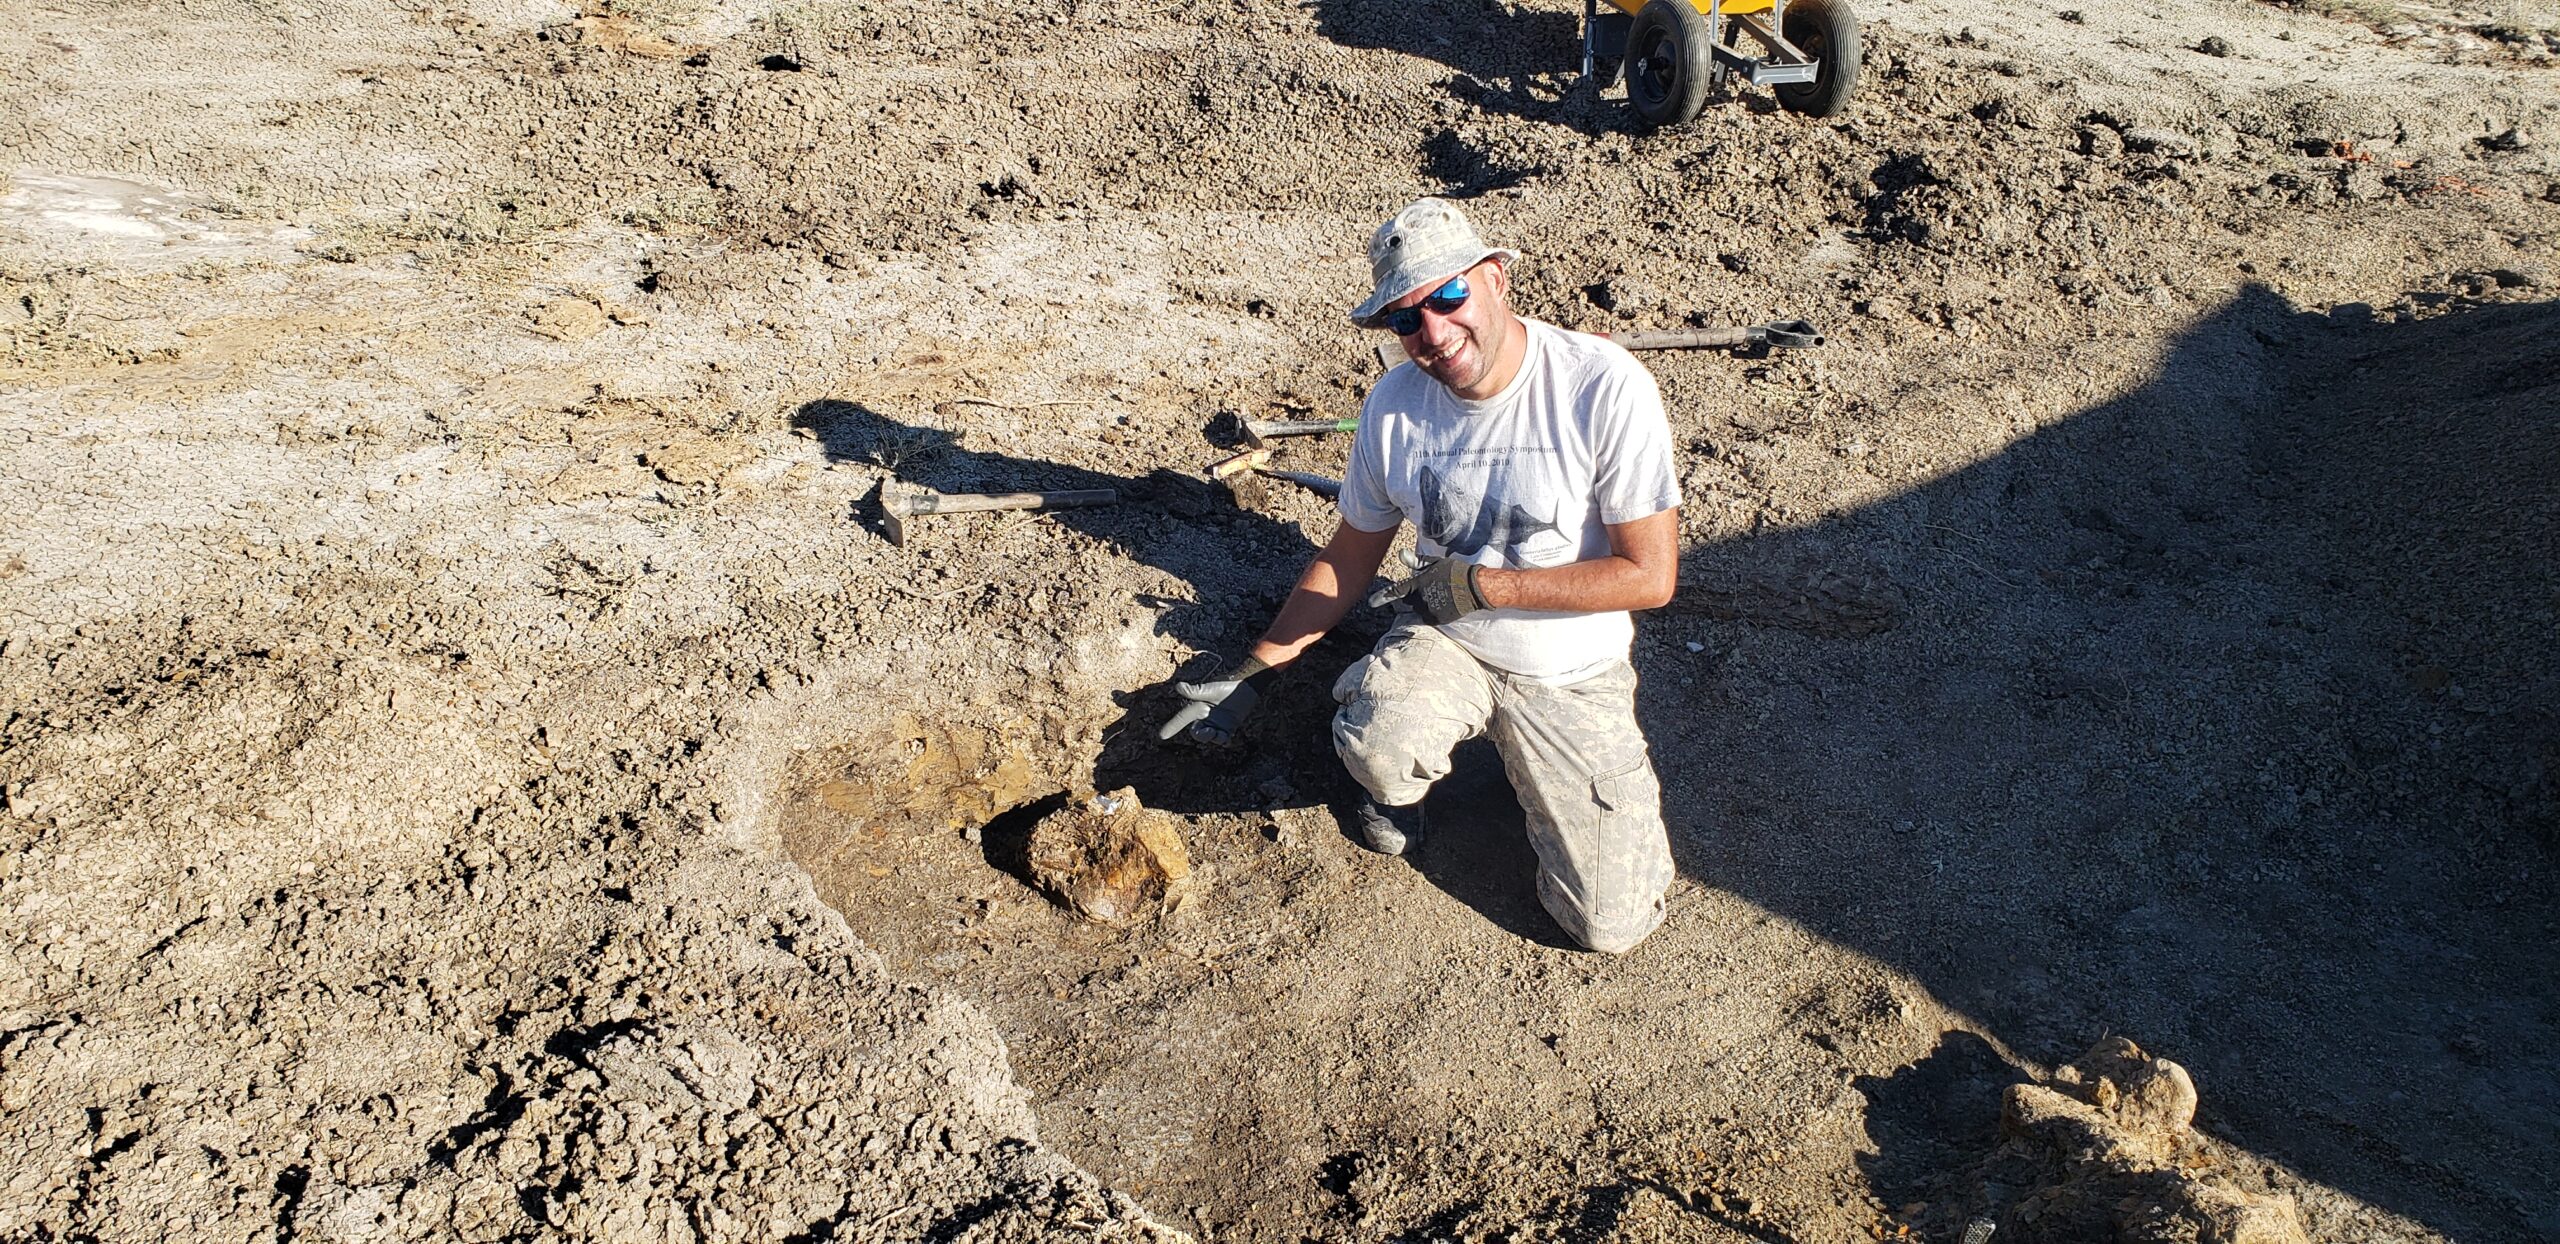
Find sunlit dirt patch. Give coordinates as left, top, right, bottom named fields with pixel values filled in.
left=807, top=714, right=1042, bottom=840
left=777, top=715, right=1074, bottom=970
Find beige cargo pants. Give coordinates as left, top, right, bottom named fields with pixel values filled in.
left=1330, top=623, right=1675, bottom=953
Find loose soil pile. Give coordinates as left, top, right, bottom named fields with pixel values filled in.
left=2, top=0, right=2554, bottom=1239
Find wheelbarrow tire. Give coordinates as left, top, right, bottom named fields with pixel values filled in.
left=1626, top=0, right=1713, bottom=126
left=1773, top=0, right=1861, bottom=117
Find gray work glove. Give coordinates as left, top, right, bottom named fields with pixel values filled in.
left=1368, top=556, right=1486, bottom=626
left=1156, top=657, right=1280, bottom=746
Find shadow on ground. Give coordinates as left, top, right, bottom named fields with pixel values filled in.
left=799, top=286, right=2560, bottom=1239
left=787, top=397, right=1379, bottom=820
left=1654, top=287, right=2558, bottom=1239
left=1854, top=1031, right=2026, bottom=1215
left=1307, top=0, right=1652, bottom=152
left=787, top=396, right=1316, bottom=661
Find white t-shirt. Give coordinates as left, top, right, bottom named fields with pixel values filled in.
left=1339, top=318, right=1680, bottom=683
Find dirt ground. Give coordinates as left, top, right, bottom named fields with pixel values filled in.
left=2, top=0, right=2555, bottom=1238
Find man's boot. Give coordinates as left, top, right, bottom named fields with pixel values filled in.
left=1353, top=795, right=1425, bottom=856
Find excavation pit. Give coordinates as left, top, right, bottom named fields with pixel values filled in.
left=773, top=692, right=1671, bottom=1238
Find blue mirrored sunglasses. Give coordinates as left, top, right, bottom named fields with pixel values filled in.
left=1379, top=275, right=1471, bottom=336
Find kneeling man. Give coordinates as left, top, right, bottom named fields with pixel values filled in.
left=1162, top=198, right=1680, bottom=953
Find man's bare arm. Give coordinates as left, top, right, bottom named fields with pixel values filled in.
left=1246, top=521, right=1401, bottom=668
left=1474, top=508, right=1679, bottom=612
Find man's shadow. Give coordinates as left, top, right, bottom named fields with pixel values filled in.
left=791, top=397, right=1304, bottom=657
left=791, top=398, right=1390, bottom=822
left=1648, top=288, right=2560, bottom=1243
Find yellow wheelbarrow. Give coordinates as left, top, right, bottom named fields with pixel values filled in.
left=1581, top=0, right=1861, bottom=124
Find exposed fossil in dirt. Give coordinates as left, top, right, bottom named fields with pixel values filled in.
left=1984, top=1038, right=2310, bottom=1244
left=1025, top=788, right=1194, bottom=926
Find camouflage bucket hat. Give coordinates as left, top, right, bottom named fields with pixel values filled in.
left=1349, top=198, right=1520, bottom=327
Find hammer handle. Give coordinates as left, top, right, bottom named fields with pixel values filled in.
left=1600, top=321, right=1825, bottom=351
left=910, top=488, right=1117, bottom=516
left=1600, top=328, right=1754, bottom=349
left=1246, top=418, right=1359, bottom=438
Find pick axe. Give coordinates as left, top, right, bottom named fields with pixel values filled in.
left=1370, top=319, right=1824, bottom=369
left=876, top=478, right=1118, bottom=547
left=1243, top=416, right=1358, bottom=447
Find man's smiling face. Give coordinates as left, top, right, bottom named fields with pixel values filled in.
left=1390, top=258, right=1519, bottom=400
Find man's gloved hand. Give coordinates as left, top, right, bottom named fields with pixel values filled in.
left=1367, top=556, right=1486, bottom=626
left=1156, top=656, right=1281, bottom=745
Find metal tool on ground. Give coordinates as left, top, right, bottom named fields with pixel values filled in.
left=876, top=478, right=1117, bottom=547
left=1603, top=319, right=1824, bottom=351
left=1207, top=449, right=1342, bottom=502
left=1373, top=318, right=1822, bottom=369
left=1206, top=447, right=1273, bottom=481
left=1256, top=468, right=1341, bottom=500
left=1243, top=416, right=1358, bottom=446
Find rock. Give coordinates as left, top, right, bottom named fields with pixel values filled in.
left=641, top=435, right=751, bottom=487
left=527, top=298, right=608, bottom=341
left=2120, top=128, right=2197, bottom=158
left=2478, top=127, right=2530, bottom=152
left=1024, top=787, right=1191, bottom=926
left=1588, top=276, right=1662, bottom=317
left=1985, top=1039, right=2307, bottom=1244
left=2196, top=35, right=2233, bottom=56
left=2059, top=1035, right=2199, bottom=1137
left=2124, top=1179, right=2315, bottom=1244
left=2002, top=1082, right=2149, bottom=1166
left=816, top=717, right=1038, bottom=832
left=2077, top=126, right=2124, bottom=158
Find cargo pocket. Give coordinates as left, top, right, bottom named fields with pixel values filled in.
left=1578, top=753, right=1669, bottom=947
left=1591, top=755, right=1656, bottom=815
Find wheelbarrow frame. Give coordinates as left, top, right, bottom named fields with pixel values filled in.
left=1581, top=0, right=1820, bottom=91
